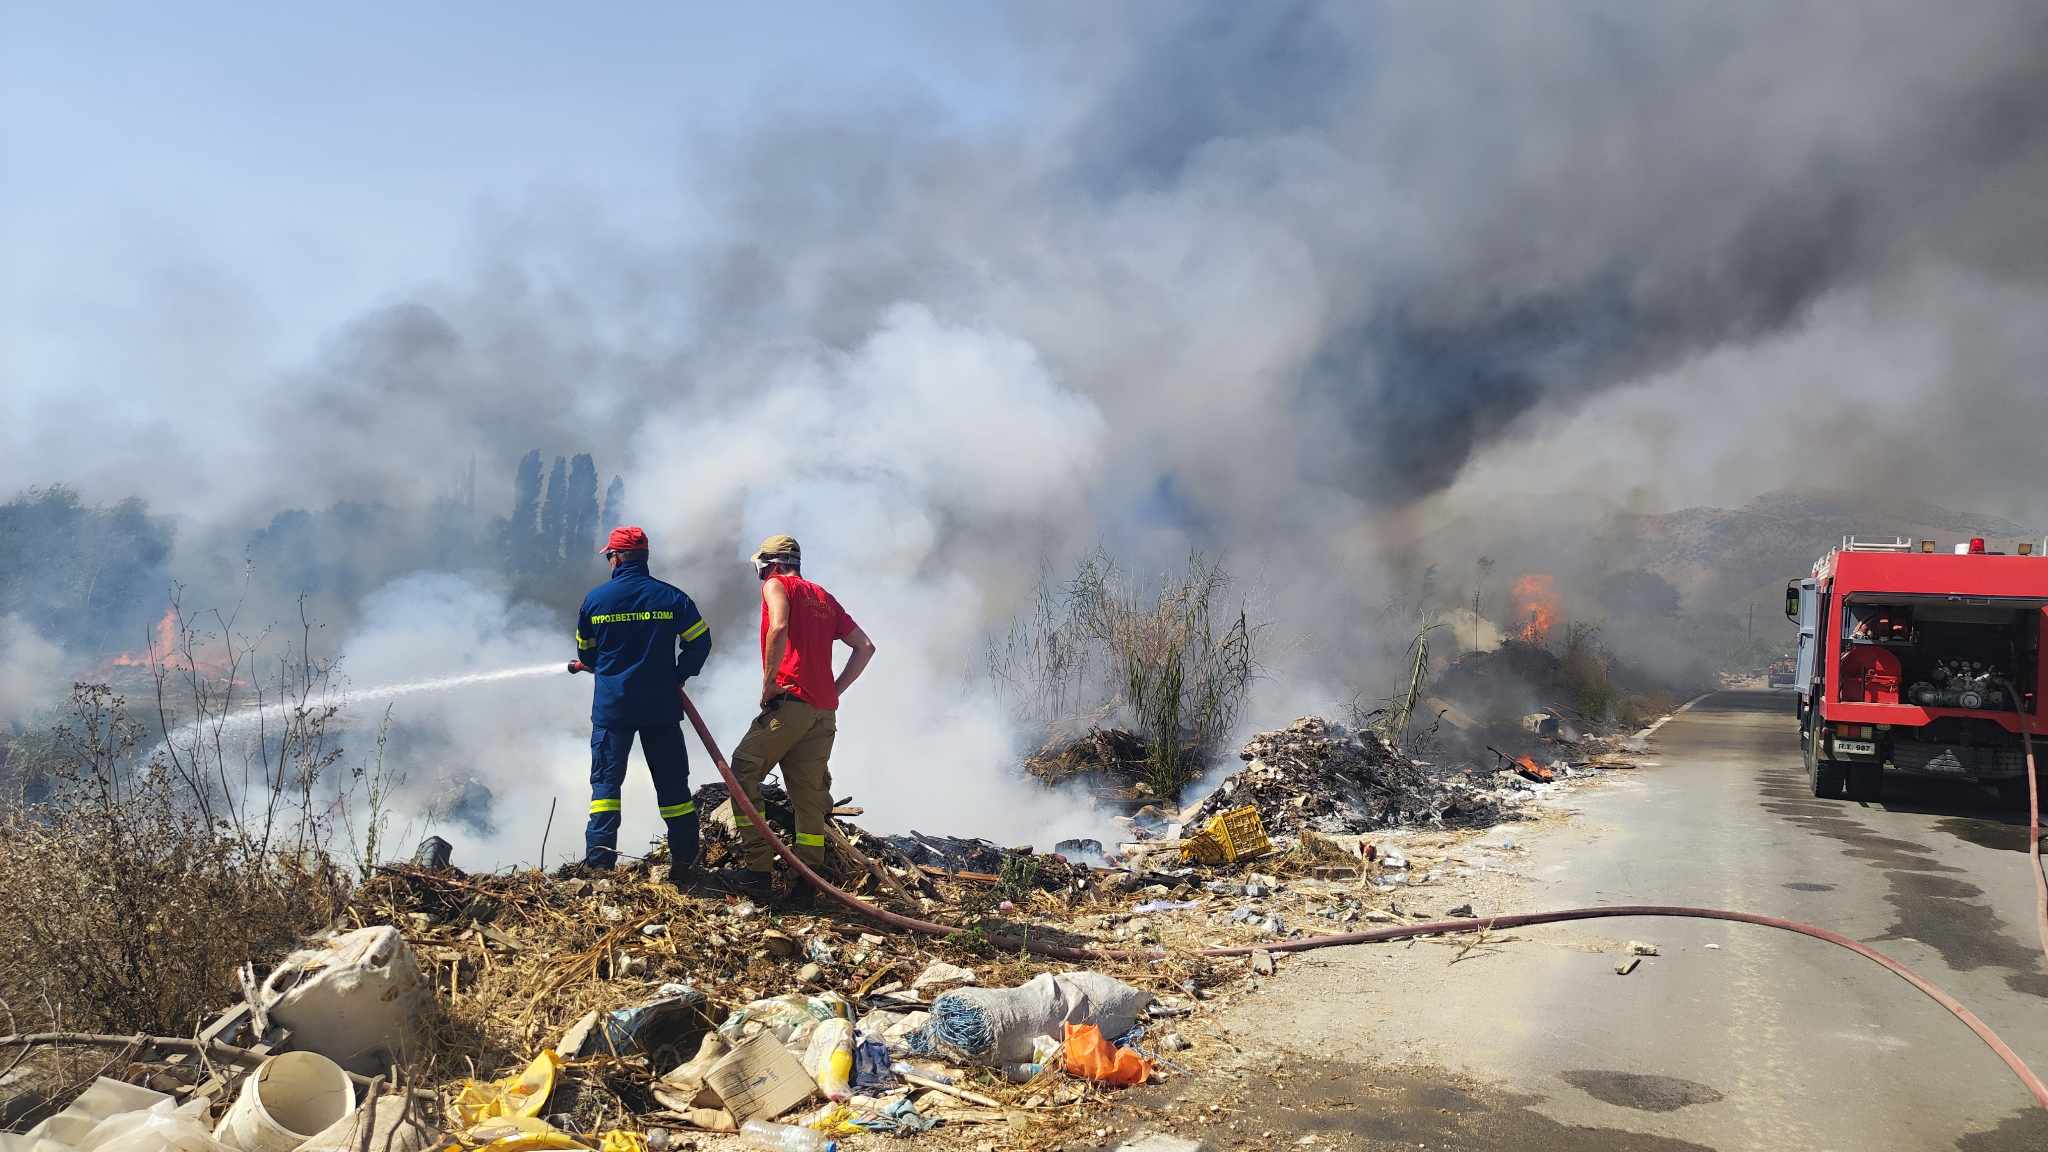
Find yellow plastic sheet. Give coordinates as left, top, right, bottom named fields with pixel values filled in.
left=803, top=1104, right=861, bottom=1136
left=453, top=1051, right=562, bottom=1128
left=462, top=1116, right=588, bottom=1152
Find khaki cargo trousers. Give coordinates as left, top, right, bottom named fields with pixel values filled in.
left=731, top=696, right=836, bottom=871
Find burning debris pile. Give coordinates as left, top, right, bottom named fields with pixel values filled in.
left=1186, top=717, right=1509, bottom=838
left=1022, top=727, right=1158, bottom=803
left=0, top=708, right=1649, bottom=1152
left=1432, top=639, right=1569, bottom=723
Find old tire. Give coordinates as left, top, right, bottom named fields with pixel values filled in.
left=1847, top=761, right=1883, bottom=802
left=1808, top=732, right=1845, bottom=799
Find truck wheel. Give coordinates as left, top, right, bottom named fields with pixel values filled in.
left=1847, top=761, right=1883, bottom=802
left=1807, top=732, right=1844, bottom=799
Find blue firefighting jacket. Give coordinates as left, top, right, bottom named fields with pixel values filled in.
left=575, top=557, right=711, bottom=726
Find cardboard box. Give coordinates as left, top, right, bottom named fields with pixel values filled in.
left=704, top=1030, right=818, bottom=1123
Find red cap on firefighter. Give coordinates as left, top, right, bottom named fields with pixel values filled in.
left=601, top=525, right=649, bottom=556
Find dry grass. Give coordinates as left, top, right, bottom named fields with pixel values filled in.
left=345, top=844, right=1217, bottom=1137
left=0, top=685, right=351, bottom=1038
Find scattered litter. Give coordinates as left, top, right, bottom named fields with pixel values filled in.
left=1190, top=717, right=1509, bottom=837
left=1615, top=956, right=1641, bottom=976
left=1704, top=943, right=1722, bottom=950
left=802, top=1018, right=854, bottom=1102
left=1250, top=950, right=1276, bottom=977
left=910, top=961, right=978, bottom=994
left=1628, top=941, right=1660, bottom=956
left=734, top=1118, right=834, bottom=1151
left=411, top=836, right=455, bottom=870
left=705, top=1031, right=818, bottom=1124
left=1131, top=899, right=1203, bottom=915
left=906, top=971, right=1151, bottom=1065
left=212, top=1051, right=355, bottom=1152
left=253, top=926, right=425, bottom=1075
left=453, top=1051, right=560, bottom=1128
left=1446, top=903, right=1475, bottom=918
left=23, top=1077, right=169, bottom=1148
left=1180, top=805, right=1272, bottom=865
left=1064, top=1022, right=1153, bottom=1086
left=83, top=1098, right=231, bottom=1152
left=1380, top=848, right=1410, bottom=870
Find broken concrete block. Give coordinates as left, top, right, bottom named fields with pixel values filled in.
left=1250, top=949, right=1276, bottom=976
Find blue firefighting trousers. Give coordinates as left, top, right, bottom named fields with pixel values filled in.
left=585, top=721, right=698, bottom=871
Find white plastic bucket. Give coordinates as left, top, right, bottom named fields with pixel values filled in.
left=213, top=1052, right=356, bottom=1152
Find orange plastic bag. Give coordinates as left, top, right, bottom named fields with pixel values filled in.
left=1063, top=1022, right=1153, bottom=1085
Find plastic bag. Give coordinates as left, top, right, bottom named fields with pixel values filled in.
left=452, top=1051, right=561, bottom=1128
left=461, top=1117, right=588, bottom=1152
left=907, top=971, right=1152, bottom=1064
left=79, top=1099, right=232, bottom=1152
left=802, top=1019, right=853, bottom=1101
left=1062, top=1023, right=1152, bottom=1086
left=259, top=926, right=425, bottom=1074
left=850, top=1037, right=892, bottom=1090
left=718, top=993, right=849, bottom=1048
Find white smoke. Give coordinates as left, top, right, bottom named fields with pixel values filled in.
left=0, top=614, right=66, bottom=723
left=332, top=575, right=591, bottom=868
left=638, top=303, right=1117, bottom=850
left=324, top=308, right=1121, bottom=868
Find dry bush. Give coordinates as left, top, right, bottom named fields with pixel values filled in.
left=991, top=551, right=1258, bottom=796
left=0, top=684, right=350, bottom=1036
left=0, top=592, right=370, bottom=1039
left=1561, top=620, right=1616, bottom=720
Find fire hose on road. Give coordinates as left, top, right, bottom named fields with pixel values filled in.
left=655, top=684, right=2048, bottom=1110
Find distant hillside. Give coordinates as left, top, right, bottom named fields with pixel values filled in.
left=1594, top=491, right=2043, bottom=615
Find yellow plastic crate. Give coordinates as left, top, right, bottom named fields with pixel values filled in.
left=1180, top=804, right=1271, bottom=864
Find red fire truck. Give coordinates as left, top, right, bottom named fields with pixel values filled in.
left=1788, top=535, right=2048, bottom=803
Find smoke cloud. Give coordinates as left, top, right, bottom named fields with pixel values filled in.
left=9, top=2, right=2048, bottom=862
left=0, top=616, right=67, bottom=724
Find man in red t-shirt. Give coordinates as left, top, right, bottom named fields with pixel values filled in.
left=725, top=534, right=877, bottom=901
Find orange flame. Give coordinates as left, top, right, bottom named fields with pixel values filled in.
left=104, top=608, right=234, bottom=679
left=107, top=608, right=181, bottom=668
left=1512, top=573, right=1558, bottom=642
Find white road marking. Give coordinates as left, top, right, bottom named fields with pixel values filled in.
left=1631, top=692, right=1713, bottom=743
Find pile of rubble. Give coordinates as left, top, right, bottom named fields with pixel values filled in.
left=1186, top=717, right=1510, bottom=838
left=0, top=802, right=1221, bottom=1152
left=0, top=710, right=1647, bottom=1152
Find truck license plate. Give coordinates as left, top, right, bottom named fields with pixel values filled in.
left=1834, top=739, right=1877, bottom=756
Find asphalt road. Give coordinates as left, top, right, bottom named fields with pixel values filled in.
left=1175, top=689, right=2048, bottom=1151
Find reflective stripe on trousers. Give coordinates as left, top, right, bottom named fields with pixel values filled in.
left=585, top=721, right=698, bottom=869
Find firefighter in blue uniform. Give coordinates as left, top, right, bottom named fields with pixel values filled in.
left=569, top=525, right=712, bottom=884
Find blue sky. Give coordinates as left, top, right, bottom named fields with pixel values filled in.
left=1, top=2, right=1022, bottom=429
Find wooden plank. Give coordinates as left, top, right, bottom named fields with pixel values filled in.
left=916, top=863, right=1000, bottom=885
left=825, top=822, right=917, bottom=906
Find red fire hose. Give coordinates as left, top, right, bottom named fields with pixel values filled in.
left=667, top=686, right=2048, bottom=1110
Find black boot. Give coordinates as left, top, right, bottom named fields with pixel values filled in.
left=714, top=867, right=776, bottom=902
